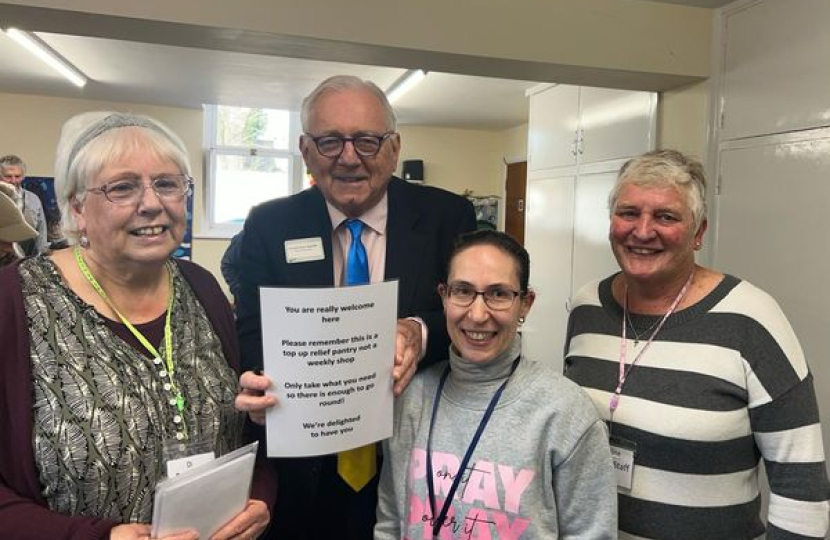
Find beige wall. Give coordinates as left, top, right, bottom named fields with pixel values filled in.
left=657, top=80, right=710, bottom=161
left=0, top=88, right=709, bottom=292
left=397, top=126, right=504, bottom=198
left=499, top=124, right=529, bottom=165
left=0, top=92, right=537, bottom=295
left=0, top=92, right=203, bottom=180
left=0, top=92, right=230, bottom=282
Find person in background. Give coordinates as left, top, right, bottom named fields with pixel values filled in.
left=0, top=111, right=274, bottom=540
left=564, top=149, right=830, bottom=539
left=0, top=154, right=48, bottom=255
left=0, top=182, right=38, bottom=267
left=221, top=230, right=244, bottom=302
left=375, top=230, right=617, bottom=539
left=235, top=75, right=476, bottom=540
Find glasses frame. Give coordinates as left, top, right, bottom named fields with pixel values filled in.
left=86, top=174, right=194, bottom=205
left=441, top=283, right=524, bottom=311
left=304, top=132, right=396, bottom=158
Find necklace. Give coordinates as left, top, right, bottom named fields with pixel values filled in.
left=73, top=246, right=188, bottom=440
left=624, top=304, right=661, bottom=346
left=610, top=270, right=695, bottom=416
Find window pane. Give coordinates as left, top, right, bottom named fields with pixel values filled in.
left=216, top=106, right=289, bottom=150
left=213, top=154, right=290, bottom=225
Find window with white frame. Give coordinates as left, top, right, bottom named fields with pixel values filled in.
left=203, top=104, right=307, bottom=237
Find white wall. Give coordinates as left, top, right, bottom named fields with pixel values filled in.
left=2, top=0, right=712, bottom=90
left=709, top=0, right=830, bottom=490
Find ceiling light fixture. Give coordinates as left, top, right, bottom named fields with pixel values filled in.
left=5, top=28, right=88, bottom=88
left=386, top=69, right=426, bottom=104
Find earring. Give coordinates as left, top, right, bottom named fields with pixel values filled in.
left=79, top=234, right=90, bottom=248
left=518, top=316, right=526, bottom=325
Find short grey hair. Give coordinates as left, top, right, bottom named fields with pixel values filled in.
left=608, top=149, right=707, bottom=229
left=55, top=111, right=191, bottom=241
left=0, top=154, right=26, bottom=175
left=300, top=75, right=397, bottom=133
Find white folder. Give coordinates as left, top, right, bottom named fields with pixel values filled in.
left=151, top=441, right=258, bottom=539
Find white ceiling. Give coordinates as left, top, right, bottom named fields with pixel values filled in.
left=0, top=32, right=541, bottom=131
left=0, top=0, right=732, bottom=131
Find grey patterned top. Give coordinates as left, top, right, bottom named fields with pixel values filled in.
left=21, top=256, right=243, bottom=523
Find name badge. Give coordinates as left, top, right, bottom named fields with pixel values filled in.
left=609, top=435, right=636, bottom=491
left=285, top=237, right=325, bottom=263
left=165, top=451, right=215, bottom=478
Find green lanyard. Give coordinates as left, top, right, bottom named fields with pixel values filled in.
left=73, top=247, right=187, bottom=437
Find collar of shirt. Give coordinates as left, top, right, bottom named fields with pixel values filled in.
left=326, top=194, right=388, bottom=287
left=5, top=184, right=24, bottom=208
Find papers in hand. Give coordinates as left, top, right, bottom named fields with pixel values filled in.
left=151, top=441, right=258, bottom=539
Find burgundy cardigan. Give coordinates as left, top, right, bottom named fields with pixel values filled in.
left=0, top=258, right=276, bottom=540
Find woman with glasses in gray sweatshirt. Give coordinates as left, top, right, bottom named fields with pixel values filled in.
left=375, top=230, right=617, bottom=540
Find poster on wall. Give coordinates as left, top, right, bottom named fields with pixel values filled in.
left=22, top=176, right=193, bottom=259
left=23, top=176, right=65, bottom=247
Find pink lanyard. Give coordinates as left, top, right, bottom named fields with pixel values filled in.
left=610, top=270, right=694, bottom=415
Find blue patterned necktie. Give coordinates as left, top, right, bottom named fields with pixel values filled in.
left=344, top=219, right=369, bottom=286
left=338, top=218, right=376, bottom=491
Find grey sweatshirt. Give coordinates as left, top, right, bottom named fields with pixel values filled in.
left=376, top=336, right=617, bottom=540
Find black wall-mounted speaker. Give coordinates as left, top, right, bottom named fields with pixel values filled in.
left=402, top=159, right=424, bottom=182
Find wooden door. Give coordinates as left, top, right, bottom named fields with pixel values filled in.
left=504, top=161, right=527, bottom=244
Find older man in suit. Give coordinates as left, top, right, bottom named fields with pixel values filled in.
left=235, top=75, right=476, bottom=540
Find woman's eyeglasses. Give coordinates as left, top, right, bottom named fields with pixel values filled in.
left=86, top=174, right=193, bottom=205
left=442, top=283, right=523, bottom=311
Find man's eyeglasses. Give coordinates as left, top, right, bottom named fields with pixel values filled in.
left=305, top=132, right=396, bottom=158
left=441, top=283, right=523, bottom=311
left=86, top=174, right=193, bottom=205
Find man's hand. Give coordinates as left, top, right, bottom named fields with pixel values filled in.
left=393, top=318, right=422, bottom=396
left=235, top=371, right=278, bottom=425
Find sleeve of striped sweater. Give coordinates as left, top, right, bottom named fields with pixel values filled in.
left=741, top=285, right=830, bottom=539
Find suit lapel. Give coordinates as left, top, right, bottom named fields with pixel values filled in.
left=385, top=178, right=427, bottom=313
left=283, top=187, right=335, bottom=287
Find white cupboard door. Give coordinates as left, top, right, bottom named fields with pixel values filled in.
left=578, top=86, right=656, bottom=164
left=528, top=85, right=579, bottom=172
left=572, top=170, right=618, bottom=296
left=522, top=175, right=575, bottom=371
left=717, top=135, right=830, bottom=468
left=721, top=0, right=830, bottom=140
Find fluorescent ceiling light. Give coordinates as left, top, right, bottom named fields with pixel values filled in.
left=386, top=69, right=426, bottom=104
left=5, top=28, right=88, bottom=87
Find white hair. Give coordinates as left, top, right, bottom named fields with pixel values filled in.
left=55, top=111, right=191, bottom=241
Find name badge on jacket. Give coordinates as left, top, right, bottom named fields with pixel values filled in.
left=285, top=237, right=325, bottom=263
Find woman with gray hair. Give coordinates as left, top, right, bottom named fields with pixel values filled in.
left=563, top=149, right=829, bottom=540
left=0, top=111, right=273, bottom=540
